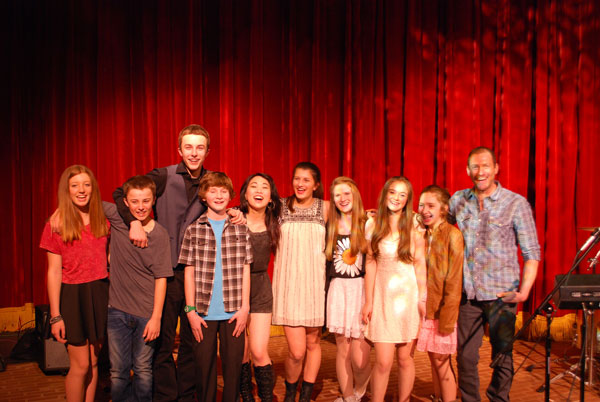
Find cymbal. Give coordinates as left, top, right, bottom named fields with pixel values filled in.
left=579, top=227, right=599, bottom=231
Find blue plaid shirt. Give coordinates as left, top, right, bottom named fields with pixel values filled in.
left=449, top=182, right=540, bottom=301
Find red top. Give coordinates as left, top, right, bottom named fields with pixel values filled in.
left=39, top=221, right=110, bottom=284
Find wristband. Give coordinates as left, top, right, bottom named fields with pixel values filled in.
left=184, top=305, right=197, bottom=313
left=49, top=315, right=63, bottom=325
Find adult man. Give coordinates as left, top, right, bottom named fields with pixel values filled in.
left=113, top=124, right=243, bottom=401
left=104, top=176, right=172, bottom=401
left=450, top=146, right=540, bottom=402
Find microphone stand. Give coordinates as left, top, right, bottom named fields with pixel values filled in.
left=490, top=233, right=600, bottom=402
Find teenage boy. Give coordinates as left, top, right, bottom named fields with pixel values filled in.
left=179, top=172, right=252, bottom=402
left=104, top=175, right=172, bottom=401
left=113, top=125, right=244, bottom=402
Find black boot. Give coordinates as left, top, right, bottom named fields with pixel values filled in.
left=298, top=381, right=314, bottom=402
left=253, top=364, right=274, bottom=402
left=240, top=362, right=255, bottom=402
left=284, top=380, right=298, bottom=402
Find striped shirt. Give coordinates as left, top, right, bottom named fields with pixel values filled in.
left=449, top=182, right=540, bottom=301
left=178, top=213, right=253, bottom=315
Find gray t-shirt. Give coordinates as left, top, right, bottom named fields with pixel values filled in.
left=103, top=202, right=173, bottom=318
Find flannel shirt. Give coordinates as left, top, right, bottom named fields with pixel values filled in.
left=449, top=182, right=540, bottom=301
left=178, top=213, right=253, bottom=315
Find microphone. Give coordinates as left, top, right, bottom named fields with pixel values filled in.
left=579, top=228, right=600, bottom=254
left=589, top=248, right=600, bottom=270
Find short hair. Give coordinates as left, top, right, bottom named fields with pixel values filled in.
left=123, top=175, right=156, bottom=198
left=198, top=172, right=235, bottom=200
left=178, top=124, right=211, bottom=149
left=468, top=146, right=497, bottom=165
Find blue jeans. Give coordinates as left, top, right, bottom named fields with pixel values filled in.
left=108, top=307, right=155, bottom=402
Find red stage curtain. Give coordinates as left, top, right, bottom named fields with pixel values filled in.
left=2, top=0, right=600, bottom=311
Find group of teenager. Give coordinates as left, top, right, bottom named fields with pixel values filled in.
left=40, top=123, right=541, bottom=402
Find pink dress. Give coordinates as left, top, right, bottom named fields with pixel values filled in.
left=416, top=318, right=457, bottom=354
left=365, top=237, right=419, bottom=343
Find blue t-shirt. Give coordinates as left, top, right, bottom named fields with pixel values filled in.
left=202, top=218, right=235, bottom=321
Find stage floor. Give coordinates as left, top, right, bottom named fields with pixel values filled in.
left=1, top=333, right=600, bottom=401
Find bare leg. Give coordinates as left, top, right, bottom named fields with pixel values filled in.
left=249, top=313, right=272, bottom=366
left=243, top=314, right=251, bottom=364
left=431, top=360, right=441, bottom=399
left=65, top=341, right=94, bottom=402
left=334, top=334, right=353, bottom=398
left=303, top=327, right=322, bottom=383
left=396, top=341, right=415, bottom=402
left=429, top=352, right=457, bottom=402
left=350, top=337, right=371, bottom=397
left=284, top=326, right=307, bottom=383
left=85, top=340, right=102, bottom=402
left=371, top=343, right=395, bottom=402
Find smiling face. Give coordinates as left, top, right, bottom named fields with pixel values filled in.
left=124, top=187, right=154, bottom=225
left=68, top=173, right=92, bottom=211
left=178, top=134, right=209, bottom=177
left=467, top=150, right=499, bottom=197
left=245, top=175, right=272, bottom=211
left=418, top=192, right=446, bottom=228
left=386, top=181, right=409, bottom=214
left=333, top=183, right=353, bottom=215
left=204, top=186, right=231, bottom=217
left=293, top=168, right=318, bottom=202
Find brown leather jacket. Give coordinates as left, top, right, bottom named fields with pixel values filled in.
left=424, top=221, right=464, bottom=335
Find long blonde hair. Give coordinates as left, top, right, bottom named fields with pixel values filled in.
left=370, top=176, right=414, bottom=263
left=325, top=177, right=367, bottom=261
left=56, top=165, right=108, bottom=243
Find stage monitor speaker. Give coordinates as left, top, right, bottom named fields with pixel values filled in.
left=35, top=304, right=69, bottom=373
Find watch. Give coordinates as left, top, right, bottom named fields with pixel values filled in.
left=184, top=305, right=196, bottom=313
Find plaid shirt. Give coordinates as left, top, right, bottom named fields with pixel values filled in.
left=178, top=213, right=253, bottom=315
left=449, top=182, right=540, bottom=301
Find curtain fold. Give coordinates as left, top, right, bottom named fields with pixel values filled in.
left=2, top=0, right=599, bottom=310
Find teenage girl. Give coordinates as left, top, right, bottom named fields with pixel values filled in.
left=325, top=177, right=371, bottom=402
left=239, top=173, right=282, bottom=402
left=272, top=161, right=329, bottom=402
left=417, top=185, right=463, bottom=402
left=40, top=165, right=110, bottom=402
left=362, top=176, right=426, bottom=402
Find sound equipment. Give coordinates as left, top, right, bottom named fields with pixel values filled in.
left=35, top=305, right=69, bottom=373
left=553, top=274, right=600, bottom=310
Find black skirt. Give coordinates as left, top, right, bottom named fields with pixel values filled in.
left=60, top=278, right=109, bottom=345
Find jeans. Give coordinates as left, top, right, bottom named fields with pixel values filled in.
left=108, top=307, right=155, bottom=402
left=457, top=296, right=517, bottom=402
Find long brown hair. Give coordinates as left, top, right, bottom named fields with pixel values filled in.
left=286, top=161, right=324, bottom=213
left=325, top=177, right=368, bottom=261
left=56, top=165, right=108, bottom=243
left=370, top=176, right=414, bottom=263
left=239, top=173, right=282, bottom=254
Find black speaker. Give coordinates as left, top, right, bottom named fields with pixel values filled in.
left=35, top=304, right=70, bottom=373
